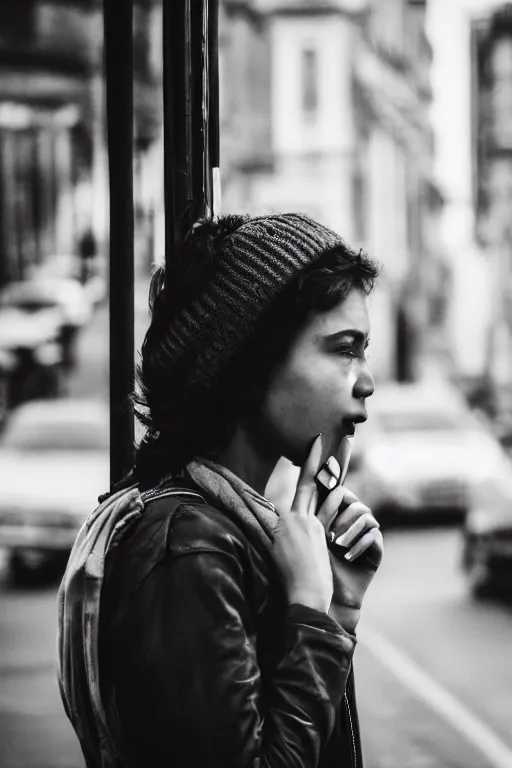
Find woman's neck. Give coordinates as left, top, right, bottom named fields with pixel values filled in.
left=215, top=425, right=278, bottom=497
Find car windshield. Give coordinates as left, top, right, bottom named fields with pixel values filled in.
left=2, top=417, right=109, bottom=451
left=377, top=410, right=461, bottom=432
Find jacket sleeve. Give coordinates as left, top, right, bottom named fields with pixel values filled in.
left=132, top=505, right=357, bottom=768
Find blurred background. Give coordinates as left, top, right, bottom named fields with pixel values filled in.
left=1, top=0, right=512, bottom=766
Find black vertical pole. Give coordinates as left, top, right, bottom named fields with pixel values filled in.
left=208, top=0, right=220, bottom=208
left=103, top=0, right=135, bottom=485
left=162, top=0, right=220, bottom=260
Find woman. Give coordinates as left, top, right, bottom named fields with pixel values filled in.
left=58, top=212, right=383, bottom=768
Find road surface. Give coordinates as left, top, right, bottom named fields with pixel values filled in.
left=1, top=524, right=511, bottom=767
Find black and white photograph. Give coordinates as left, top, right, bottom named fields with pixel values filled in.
left=0, top=1, right=512, bottom=767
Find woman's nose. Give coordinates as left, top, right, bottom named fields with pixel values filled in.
left=354, top=362, right=374, bottom=400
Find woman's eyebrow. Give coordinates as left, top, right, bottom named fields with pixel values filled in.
left=324, top=329, right=369, bottom=343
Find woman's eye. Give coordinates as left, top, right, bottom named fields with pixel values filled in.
left=336, top=344, right=370, bottom=360
left=336, top=346, right=357, bottom=358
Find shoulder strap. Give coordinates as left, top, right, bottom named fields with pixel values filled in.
left=140, top=484, right=206, bottom=505
left=107, top=486, right=205, bottom=552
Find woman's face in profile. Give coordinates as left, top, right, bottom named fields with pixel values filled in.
left=260, top=287, right=374, bottom=467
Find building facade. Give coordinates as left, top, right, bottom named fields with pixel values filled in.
left=353, top=0, right=442, bottom=383
left=425, top=0, right=512, bottom=423
left=0, top=0, right=160, bottom=289
left=0, top=1, right=97, bottom=287
left=219, top=0, right=443, bottom=383
left=469, top=2, right=512, bottom=418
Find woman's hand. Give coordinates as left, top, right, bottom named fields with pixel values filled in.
left=317, top=485, right=383, bottom=634
left=272, top=435, right=334, bottom=614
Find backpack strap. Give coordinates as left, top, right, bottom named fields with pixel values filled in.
left=140, top=485, right=206, bottom=505
left=107, top=486, right=206, bottom=553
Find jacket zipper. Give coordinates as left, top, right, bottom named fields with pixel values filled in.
left=344, top=692, right=357, bottom=768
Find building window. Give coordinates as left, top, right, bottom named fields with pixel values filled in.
left=301, top=49, right=318, bottom=117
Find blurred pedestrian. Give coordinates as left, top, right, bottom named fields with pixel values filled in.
left=78, top=227, right=97, bottom=286
left=58, top=213, right=384, bottom=768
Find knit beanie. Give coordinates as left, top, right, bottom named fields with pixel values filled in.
left=155, top=212, right=346, bottom=392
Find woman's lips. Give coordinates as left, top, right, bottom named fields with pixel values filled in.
left=343, top=414, right=367, bottom=437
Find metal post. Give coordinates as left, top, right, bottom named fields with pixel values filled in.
left=162, top=0, right=220, bottom=258
left=103, top=0, right=135, bottom=485
left=208, top=0, right=221, bottom=215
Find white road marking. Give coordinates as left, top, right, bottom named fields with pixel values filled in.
left=358, top=623, right=512, bottom=768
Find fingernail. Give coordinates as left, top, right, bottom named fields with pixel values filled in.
left=344, top=550, right=353, bottom=560
left=317, top=462, right=338, bottom=490
left=336, top=529, right=353, bottom=547
left=327, top=456, right=340, bottom=480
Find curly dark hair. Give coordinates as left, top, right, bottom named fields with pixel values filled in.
left=115, top=217, right=380, bottom=492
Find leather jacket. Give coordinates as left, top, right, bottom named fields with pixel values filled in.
left=98, top=480, right=363, bottom=767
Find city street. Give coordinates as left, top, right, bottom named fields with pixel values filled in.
left=2, top=299, right=512, bottom=768
left=1, top=524, right=512, bottom=767
left=2, top=0, right=512, bottom=766
left=357, top=525, right=512, bottom=768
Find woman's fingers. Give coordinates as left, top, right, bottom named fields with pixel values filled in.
left=331, top=500, right=374, bottom=535
left=291, top=434, right=323, bottom=516
left=316, top=482, right=345, bottom=530
left=334, top=510, right=379, bottom=548
left=337, top=487, right=360, bottom=508
left=344, top=527, right=384, bottom=565
left=326, top=499, right=382, bottom=566
left=316, top=483, right=362, bottom=529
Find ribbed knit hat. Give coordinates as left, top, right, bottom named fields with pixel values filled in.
left=159, top=212, right=346, bottom=391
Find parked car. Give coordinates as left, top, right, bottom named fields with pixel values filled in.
left=462, top=471, right=512, bottom=599
left=29, top=253, right=107, bottom=306
left=0, top=398, right=110, bottom=582
left=0, top=277, right=92, bottom=368
left=347, top=381, right=507, bottom=522
left=0, top=306, right=64, bottom=407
